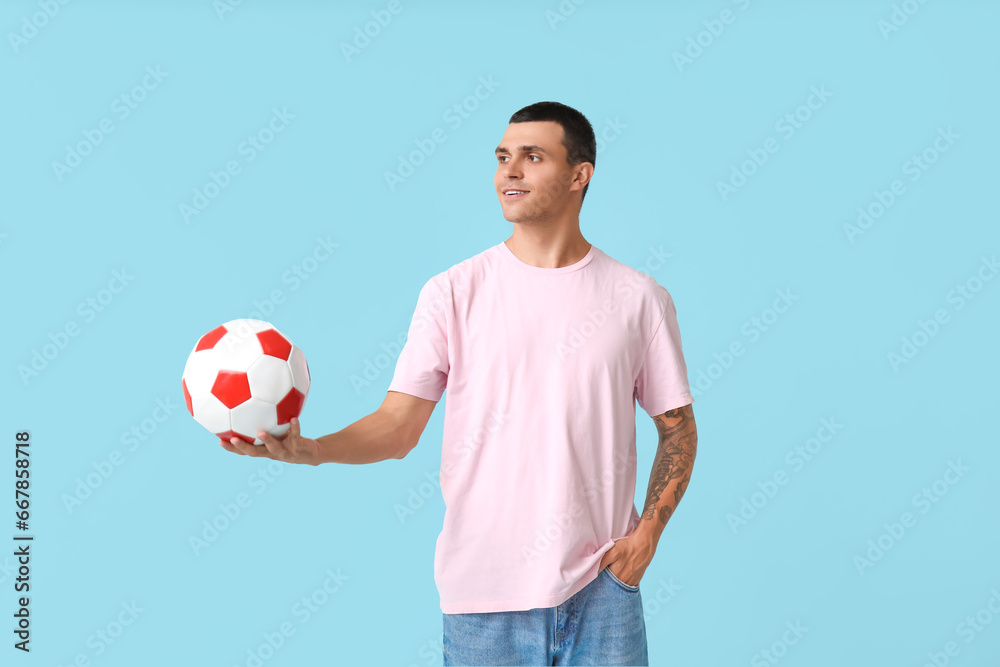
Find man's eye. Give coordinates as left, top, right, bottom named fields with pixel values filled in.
left=497, top=155, right=540, bottom=162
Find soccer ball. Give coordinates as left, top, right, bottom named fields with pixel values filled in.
left=181, top=319, right=310, bottom=445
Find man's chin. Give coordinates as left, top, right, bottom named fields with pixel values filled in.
left=499, top=207, right=537, bottom=223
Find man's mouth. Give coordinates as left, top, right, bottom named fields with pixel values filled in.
left=503, top=189, right=529, bottom=198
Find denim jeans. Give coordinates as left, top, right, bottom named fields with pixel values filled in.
left=442, top=567, right=648, bottom=666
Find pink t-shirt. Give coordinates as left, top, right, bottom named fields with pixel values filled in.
left=388, top=241, right=694, bottom=614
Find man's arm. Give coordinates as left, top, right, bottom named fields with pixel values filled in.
left=313, top=390, right=438, bottom=464
left=633, top=403, right=698, bottom=548
left=221, top=390, right=437, bottom=465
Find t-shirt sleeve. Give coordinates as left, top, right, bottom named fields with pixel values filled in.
left=634, top=290, right=694, bottom=417
left=387, top=276, right=449, bottom=402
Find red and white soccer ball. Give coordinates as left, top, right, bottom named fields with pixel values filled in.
left=181, top=319, right=310, bottom=445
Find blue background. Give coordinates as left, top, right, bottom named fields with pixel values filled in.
left=3, top=1, right=998, bottom=665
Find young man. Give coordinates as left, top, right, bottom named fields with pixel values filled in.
left=221, top=101, right=698, bottom=666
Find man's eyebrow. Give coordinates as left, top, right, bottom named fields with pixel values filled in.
left=495, top=145, right=549, bottom=155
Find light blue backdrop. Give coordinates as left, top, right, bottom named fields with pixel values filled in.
left=3, top=1, right=998, bottom=665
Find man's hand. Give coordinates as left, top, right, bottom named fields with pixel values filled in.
left=219, top=418, right=321, bottom=466
left=599, top=531, right=656, bottom=588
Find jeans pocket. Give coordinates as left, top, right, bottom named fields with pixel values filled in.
left=604, top=566, right=640, bottom=592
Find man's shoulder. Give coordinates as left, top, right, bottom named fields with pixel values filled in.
left=422, top=243, right=501, bottom=296
left=448, top=243, right=499, bottom=277
left=596, top=247, right=671, bottom=304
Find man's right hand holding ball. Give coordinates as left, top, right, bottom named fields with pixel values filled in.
left=220, top=417, right=321, bottom=466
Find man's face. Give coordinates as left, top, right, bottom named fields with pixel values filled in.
left=494, top=121, right=588, bottom=223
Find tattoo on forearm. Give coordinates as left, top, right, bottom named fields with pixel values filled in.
left=641, top=404, right=697, bottom=527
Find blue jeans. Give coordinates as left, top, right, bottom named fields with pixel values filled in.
left=442, top=567, right=648, bottom=666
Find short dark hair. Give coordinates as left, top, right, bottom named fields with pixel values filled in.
left=508, top=101, right=596, bottom=203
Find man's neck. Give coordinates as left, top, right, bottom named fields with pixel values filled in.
left=504, top=228, right=591, bottom=269
left=504, top=234, right=591, bottom=269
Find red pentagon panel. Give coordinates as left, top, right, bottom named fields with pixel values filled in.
left=211, top=370, right=252, bottom=409
left=217, top=429, right=254, bottom=444
left=257, top=329, right=292, bottom=360
left=195, top=325, right=227, bottom=351
left=182, top=378, right=193, bottom=415
left=276, top=387, right=305, bottom=425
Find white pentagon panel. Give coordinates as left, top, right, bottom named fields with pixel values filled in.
left=287, top=345, right=311, bottom=395
left=231, top=397, right=278, bottom=445
left=215, top=329, right=264, bottom=371
left=182, top=347, right=220, bottom=395
left=191, top=393, right=231, bottom=435
left=247, top=355, right=293, bottom=404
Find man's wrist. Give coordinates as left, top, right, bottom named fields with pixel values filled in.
left=632, top=518, right=662, bottom=550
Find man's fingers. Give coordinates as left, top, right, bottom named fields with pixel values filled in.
left=228, top=436, right=267, bottom=457
left=257, top=431, right=288, bottom=459
left=220, top=440, right=245, bottom=455
left=219, top=430, right=295, bottom=461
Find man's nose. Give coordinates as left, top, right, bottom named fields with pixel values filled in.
left=503, top=161, right=522, bottom=178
